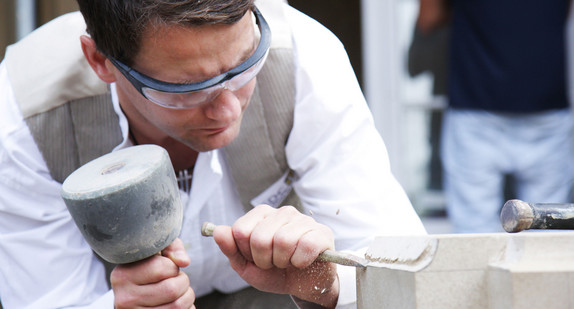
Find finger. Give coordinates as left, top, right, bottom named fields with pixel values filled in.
left=170, top=286, right=196, bottom=309
left=232, top=204, right=275, bottom=262
left=140, top=271, right=191, bottom=306
left=270, top=208, right=332, bottom=268
left=213, top=225, right=249, bottom=272
left=111, top=254, right=180, bottom=286
left=249, top=206, right=304, bottom=269
left=271, top=221, right=312, bottom=269
left=290, top=224, right=335, bottom=268
left=161, top=238, right=191, bottom=268
left=114, top=270, right=192, bottom=308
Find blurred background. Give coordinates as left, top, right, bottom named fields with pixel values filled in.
left=4, top=0, right=573, bottom=233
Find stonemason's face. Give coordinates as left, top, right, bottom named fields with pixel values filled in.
left=113, top=11, right=258, bottom=152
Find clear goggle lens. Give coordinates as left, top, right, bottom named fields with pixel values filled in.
left=142, top=50, right=269, bottom=109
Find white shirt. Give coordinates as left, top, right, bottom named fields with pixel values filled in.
left=0, top=5, right=426, bottom=309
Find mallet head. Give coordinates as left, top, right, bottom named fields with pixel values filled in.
left=61, top=145, right=183, bottom=264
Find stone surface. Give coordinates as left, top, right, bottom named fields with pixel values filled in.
left=357, top=232, right=574, bottom=309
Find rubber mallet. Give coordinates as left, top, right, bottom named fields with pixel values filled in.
left=61, top=145, right=183, bottom=264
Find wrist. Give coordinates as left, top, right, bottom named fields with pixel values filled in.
left=292, top=274, right=339, bottom=309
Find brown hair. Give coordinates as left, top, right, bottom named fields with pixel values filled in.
left=76, top=0, right=255, bottom=65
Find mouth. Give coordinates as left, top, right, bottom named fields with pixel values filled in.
left=202, top=125, right=230, bottom=135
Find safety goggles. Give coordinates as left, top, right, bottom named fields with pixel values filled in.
left=108, top=7, right=270, bottom=109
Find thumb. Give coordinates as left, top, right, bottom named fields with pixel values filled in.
left=161, top=238, right=190, bottom=268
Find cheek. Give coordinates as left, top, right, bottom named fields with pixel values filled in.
left=238, top=79, right=257, bottom=109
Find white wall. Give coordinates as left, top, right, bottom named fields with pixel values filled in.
left=361, top=0, right=439, bottom=212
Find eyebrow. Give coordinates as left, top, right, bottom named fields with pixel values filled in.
left=176, top=14, right=260, bottom=85
left=177, top=41, right=256, bottom=84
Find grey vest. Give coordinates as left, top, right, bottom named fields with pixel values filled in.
left=5, top=1, right=300, bottom=212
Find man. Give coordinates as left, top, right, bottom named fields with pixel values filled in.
left=417, top=0, right=574, bottom=232
left=0, top=0, right=426, bottom=308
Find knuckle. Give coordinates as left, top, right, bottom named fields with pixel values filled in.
left=273, top=231, right=294, bottom=248
left=250, top=234, right=270, bottom=252
left=297, top=236, right=317, bottom=253
left=278, top=205, right=299, bottom=215
left=114, top=293, right=137, bottom=308
left=253, top=204, right=273, bottom=212
left=232, top=224, right=250, bottom=242
left=255, top=203, right=272, bottom=209
left=110, top=267, right=129, bottom=286
left=161, top=276, right=186, bottom=299
left=320, top=225, right=335, bottom=240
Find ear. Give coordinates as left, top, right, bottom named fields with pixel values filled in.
left=80, top=35, right=117, bottom=83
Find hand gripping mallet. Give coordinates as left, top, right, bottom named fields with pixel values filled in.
left=61, top=145, right=183, bottom=264
left=500, top=199, right=574, bottom=233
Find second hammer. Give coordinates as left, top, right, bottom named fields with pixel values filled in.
left=500, top=199, right=574, bottom=233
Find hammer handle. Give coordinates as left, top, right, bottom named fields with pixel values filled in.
left=200, top=222, right=369, bottom=267
left=500, top=199, right=574, bottom=233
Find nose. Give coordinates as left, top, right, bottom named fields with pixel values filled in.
left=203, top=89, right=242, bottom=123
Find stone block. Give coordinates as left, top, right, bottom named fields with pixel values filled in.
left=357, top=232, right=574, bottom=309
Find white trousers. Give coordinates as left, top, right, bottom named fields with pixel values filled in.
left=441, top=108, right=574, bottom=233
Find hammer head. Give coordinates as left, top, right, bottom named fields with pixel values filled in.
left=500, top=199, right=534, bottom=233
left=61, top=145, right=183, bottom=264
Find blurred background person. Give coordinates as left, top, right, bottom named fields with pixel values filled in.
left=417, top=0, right=574, bottom=233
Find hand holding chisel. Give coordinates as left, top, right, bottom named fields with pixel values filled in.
left=201, top=222, right=369, bottom=267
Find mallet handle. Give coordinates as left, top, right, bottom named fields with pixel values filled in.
left=500, top=199, right=574, bottom=233
left=201, top=222, right=369, bottom=267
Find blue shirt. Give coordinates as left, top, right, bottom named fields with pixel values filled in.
left=449, top=0, right=570, bottom=112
